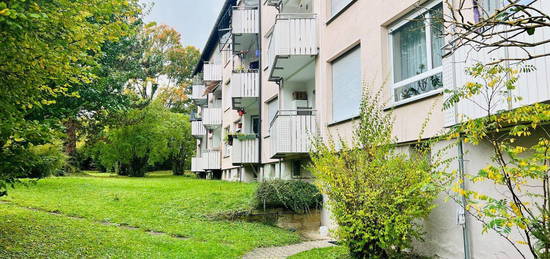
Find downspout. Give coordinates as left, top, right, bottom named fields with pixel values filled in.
left=258, top=1, right=263, bottom=181
left=450, top=19, right=471, bottom=258
left=457, top=138, right=471, bottom=259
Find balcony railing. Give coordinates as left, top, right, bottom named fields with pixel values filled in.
left=191, top=156, right=206, bottom=172
left=232, top=7, right=258, bottom=34
left=204, top=151, right=221, bottom=170
left=203, top=63, right=222, bottom=82
left=232, top=137, right=260, bottom=165
left=202, top=108, right=222, bottom=128
left=232, top=70, right=259, bottom=99
left=191, top=85, right=207, bottom=104
left=267, top=13, right=318, bottom=81
left=270, top=109, right=317, bottom=158
left=191, top=120, right=206, bottom=138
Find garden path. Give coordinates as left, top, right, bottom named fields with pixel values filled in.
left=242, top=239, right=335, bottom=259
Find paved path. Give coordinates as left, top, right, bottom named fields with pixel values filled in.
left=243, top=240, right=336, bottom=259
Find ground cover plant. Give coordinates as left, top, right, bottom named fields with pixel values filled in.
left=0, top=171, right=301, bottom=258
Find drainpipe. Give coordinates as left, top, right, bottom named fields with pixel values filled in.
left=457, top=138, right=471, bottom=259
left=450, top=24, right=471, bottom=259
left=258, top=1, right=263, bottom=181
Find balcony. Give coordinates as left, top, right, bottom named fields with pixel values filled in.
left=232, top=137, right=260, bottom=165
left=191, top=85, right=207, bottom=105
left=202, top=108, right=222, bottom=129
left=231, top=70, right=259, bottom=109
left=269, top=110, right=317, bottom=158
left=232, top=7, right=259, bottom=53
left=191, top=120, right=206, bottom=138
left=203, top=63, right=222, bottom=82
left=204, top=151, right=221, bottom=170
left=267, top=13, right=318, bottom=81
left=191, top=156, right=206, bottom=172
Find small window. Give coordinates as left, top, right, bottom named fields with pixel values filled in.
left=331, top=0, right=353, bottom=16
left=390, top=3, right=444, bottom=103
left=292, top=160, right=302, bottom=178
left=331, top=46, right=362, bottom=123
left=251, top=116, right=260, bottom=135
left=267, top=97, right=279, bottom=125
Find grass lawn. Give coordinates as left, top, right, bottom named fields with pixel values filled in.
left=0, top=171, right=301, bottom=258
left=289, top=246, right=350, bottom=259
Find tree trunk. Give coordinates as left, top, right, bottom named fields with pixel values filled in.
left=172, top=157, right=184, bottom=176
left=128, top=156, right=147, bottom=177
left=64, top=118, right=79, bottom=174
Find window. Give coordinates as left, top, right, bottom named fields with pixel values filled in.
left=331, top=46, right=362, bottom=123
left=224, top=81, right=231, bottom=110
left=251, top=116, right=260, bottom=135
left=475, top=0, right=535, bottom=21
left=331, top=0, right=353, bottom=16
left=390, top=3, right=444, bottom=103
left=292, top=160, right=302, bottom=178
left=267, top=97, right=279, bottom=124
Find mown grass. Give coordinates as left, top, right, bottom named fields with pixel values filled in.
left=0, top=171, right=301, bottom=258
left=289, top=246, right=350, bottom=259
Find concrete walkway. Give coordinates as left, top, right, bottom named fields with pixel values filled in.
left=243, top=240, right=336, bottom=259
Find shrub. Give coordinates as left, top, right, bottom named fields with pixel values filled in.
left=309, top=88, right=440, bottom=258
left=24, top=142, right=67, bottom=178
left=255, top=180, right=322, bottom=214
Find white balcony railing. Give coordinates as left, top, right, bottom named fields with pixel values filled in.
left=191, top=156, right=206, bottom=172
left=232, top=8, right=259, bottom=34
left=267, top=13, right=318, bottom=80
left=270, top=110, right=317, bottom=158
left=232, top=137, right=260, bottom=164
left=191, top=120, right=206, bottom=138
left=232, top=71, right=259, bottom=99
left=203, top=63, right=222, bottom=82
left=205, top=151, right=221, bottom=170
left=191, top=85, right=207, bottom=101
left=202, top=108, right=222, bottom=128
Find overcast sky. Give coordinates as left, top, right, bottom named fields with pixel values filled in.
left=141, top=0, right=226, bottom=50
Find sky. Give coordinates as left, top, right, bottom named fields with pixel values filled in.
left=141, top=0, right=226, bottom=50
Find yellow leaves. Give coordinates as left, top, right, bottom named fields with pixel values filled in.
left=510, top=203, right=522, bottom=217
left=0, top=8, right=9, bottom=16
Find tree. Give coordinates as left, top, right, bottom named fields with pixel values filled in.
left=127, top=24, right=199, bottom=105
left=165, top=113, right=195, bottom=175
left=95, top=103, right=193, bottom=177
left=0, top=0, right=141, bottom=196
left=445, top=64, right=550, bottom=258
left=309, top=88, right=441, bottom=258
left=443, top=0, right=550, bottom=64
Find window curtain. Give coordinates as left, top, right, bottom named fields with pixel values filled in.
left=332, top=47, right=361, bottom=123
left=392, top=19, right=427, bottom=83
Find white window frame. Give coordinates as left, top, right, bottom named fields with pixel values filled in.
left=389, top=0, right=444, bottom=106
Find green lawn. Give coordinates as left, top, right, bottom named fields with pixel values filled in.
left=289, top=246, right=350, bottom=259
left=0, top=171, right=301, bottom=258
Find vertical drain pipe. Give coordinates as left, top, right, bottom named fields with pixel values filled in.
left=450, top=19, right=471, bottom=258
left=457, top=138, right=471, bottom=259
left=257, top=1, right=263, bottom=182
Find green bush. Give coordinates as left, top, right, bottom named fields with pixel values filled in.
left=309, top=88, right=440, bottom=258
left=255, top=180, right=322, bottom=214
left=24, top=142, right=67, bottom=178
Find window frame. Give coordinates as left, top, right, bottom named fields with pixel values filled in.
left=388, top=0, right=444, bottom=107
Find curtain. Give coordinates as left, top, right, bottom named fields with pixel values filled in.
left=268, top=98, right=278, bottom=124
left=392, top=18, right=427, bottom=83
left=332, top=47, right=362, bottom=122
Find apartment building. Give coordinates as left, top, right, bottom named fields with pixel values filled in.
left=190, top=0, right=550, bottom=257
